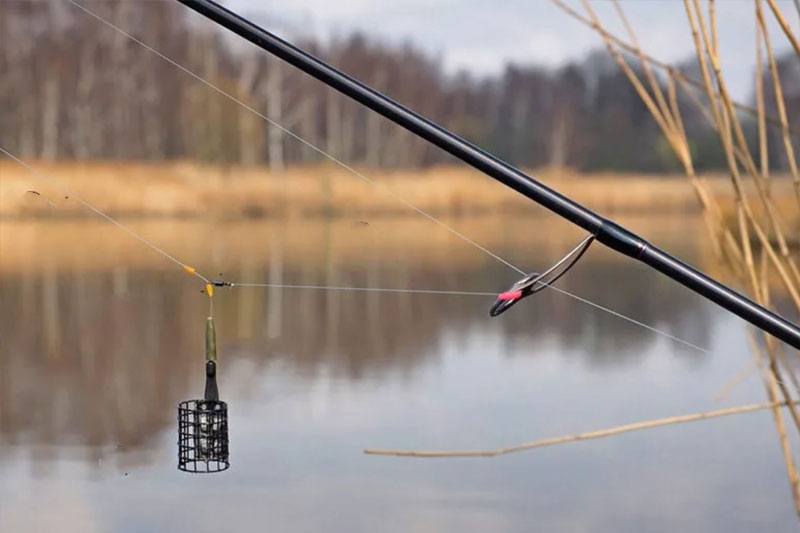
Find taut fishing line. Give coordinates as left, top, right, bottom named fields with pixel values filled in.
left=230, top=283, right=498, bottom=298
left=55, top=0, right=709, bottom=354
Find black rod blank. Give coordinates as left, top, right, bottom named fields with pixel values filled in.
left=175, top=0, right=800, bottom=350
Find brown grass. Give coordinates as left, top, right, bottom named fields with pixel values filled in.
left=2, top=160, right=797, bottom=224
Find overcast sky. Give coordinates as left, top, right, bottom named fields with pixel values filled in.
left=218, top=0, right=798, bottom=102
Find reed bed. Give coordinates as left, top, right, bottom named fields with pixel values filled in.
left=1, top=160, right=797, bottom=223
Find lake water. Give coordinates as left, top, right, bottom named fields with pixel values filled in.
left=1, top=215, right=798, bottom=532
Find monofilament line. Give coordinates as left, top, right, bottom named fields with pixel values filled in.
left=64, top=0, right=710, bottom=354
left=231, top=283, right=497, bottom=298
left=544, top=285, right=709, bottom=353
left=232, top=283, right=707, bottom=352
left=0, top=147, right=210, bottom=285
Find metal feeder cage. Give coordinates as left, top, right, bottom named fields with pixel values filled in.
left=178, top=399, right=229, bottom=473
left=178, top=317, right=228, bottom=473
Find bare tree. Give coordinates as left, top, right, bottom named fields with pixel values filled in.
left=236, top=50, right=261, bottom=165
left=3, top=1, right=787, bottom=173
left=265, top=58, right=285, bottom=173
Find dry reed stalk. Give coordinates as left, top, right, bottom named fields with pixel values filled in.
left=549, top=2, right=800, bottom=508
left=580, top=0, right=671, bottom=136
left=563, top=0, right=800, bottom=248
left=749, top=330, right=800, bottom=513
left=760, top=238, right=775, bottom=332
left=611, top=0, right=679, bottom=136
left=669, top=72, right=786, bottom=273
left=364, top=401, right=800, bottom=457
left=735, top=184, right=800, bottom=435
left=581, top=0, right=773, bottom=303
left=557, top=0, right=749, bottom=282
left=579, top=1, right=720, bottom=220
left=667, top=71, right=729, bottom=258
left=754, top=4, right=770, bottom=196
left=760, top=249, right=800, bottom=396
left=705, top=0, right=800, bottom=250
left=669, top=54, right=770, bottom=193
left=708, top=0, right=720, bottom=60
left=665, top=49, right=741, bottom=263
left=712, top=358, right=758, bottom=402
left=550, top=0, right=800, bottom=139
left=577, top=0, right=800, bottom=307
left=561, top=0, right=800, bottom=301
left=765, top=348, right=800, bottom=440
left=666, top=72, right=690, bottom=162
left=707, top=42, right=769, bottom=200
left=757, top=0, right=800, bottom=206
left=691, top=1, right=776, bottom=222
left=739, top=203, right=763, bottom=300
left=777, top=346, right=800, bottom=392
left=686, top=0, right=800, bottom=303
left=695, top=0, right=800, bottom=505
left=673, top=72, right=717, bottom=127
left=765, top=0, right=800, bottom=58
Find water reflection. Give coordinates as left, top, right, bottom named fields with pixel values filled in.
left=2, top=216, right=795, bottom=531
left=0, top=242, right=713, bottom=458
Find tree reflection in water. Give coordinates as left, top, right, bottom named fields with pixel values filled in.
left=0, top=241, right=711, bottom=462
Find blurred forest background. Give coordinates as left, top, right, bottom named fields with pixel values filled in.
left=1, top=0, right=798, bottom=173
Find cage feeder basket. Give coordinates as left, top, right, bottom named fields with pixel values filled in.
left=178, top=317, right=229, bottom=473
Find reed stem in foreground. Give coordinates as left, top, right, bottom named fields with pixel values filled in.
left=364, top=401, right=799, bottom=458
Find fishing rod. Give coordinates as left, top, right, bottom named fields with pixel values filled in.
left=175, top=0, right=800, bottom=350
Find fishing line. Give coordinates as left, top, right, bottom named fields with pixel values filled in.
left=543, top=285, right=709, bottom=353
left=0, top=147, right=211, bottom=285
left=61, top=0, right=710, bottom=353
left=228, top=282, right=707, bottom=352
left=230, top=283, right=497, bottom=298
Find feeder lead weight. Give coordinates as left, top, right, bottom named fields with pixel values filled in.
left=204, top=316, right=220, bottom=404
left=204, top=317, right=220, bottom=404
left=205, top=316, right=217, bottom=363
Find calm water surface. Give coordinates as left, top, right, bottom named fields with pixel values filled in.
left=0, top=215, right=797, bottom=532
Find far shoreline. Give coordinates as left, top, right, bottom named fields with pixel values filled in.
left=1, top=161, right=796, bottom=223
